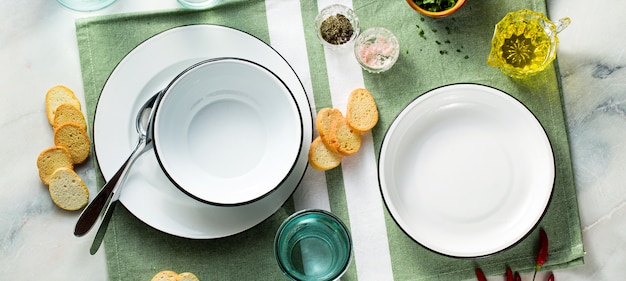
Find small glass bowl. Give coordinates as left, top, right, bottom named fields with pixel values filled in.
left=354, top=27, right=400, bottom=73
left=315, top=4, right=360, bottom=50
left=274, top=209, right=352, bottom=281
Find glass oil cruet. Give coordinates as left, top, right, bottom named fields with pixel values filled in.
left=487, top=9, right=570, bottom=79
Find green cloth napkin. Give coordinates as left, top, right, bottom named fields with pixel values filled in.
left=76, top=0, right=584, bottom=280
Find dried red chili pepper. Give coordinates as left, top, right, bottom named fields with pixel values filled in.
left=533, top=228, right=549, bottom=281
left=514, top=272, right=521, bottom=281
left=475, top=268, right=487, bottom=281
left=506, top=266, right=513, bottom=281
left=548, top=273, right=555, bottom=281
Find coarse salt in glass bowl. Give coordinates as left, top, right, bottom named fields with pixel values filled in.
left=354, top=27, right=400, bottom=73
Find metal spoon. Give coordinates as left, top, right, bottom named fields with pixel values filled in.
left=74, top=91, right=162, bottom=253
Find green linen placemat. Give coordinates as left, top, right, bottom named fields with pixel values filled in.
left=76, top=0, right=584, bottom=280
left=342, top=0, right=585, bottom=279
left=77, top=2, right=297, bottom=280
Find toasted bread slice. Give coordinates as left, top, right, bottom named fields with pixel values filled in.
left=308, top=136, right=342, bottom=171
left=46, top=85, right=81, bottom=126
left=53, top=103, right=87, bottom=131
left=54, top=122, right=91, bottom=164
left=37, top=146, right=74, bottom=185
left=176, top=272, right=200, bottom=281
left=151, top=271, right=178, bottom=281
left=328, top=113, right=362, bottom=156
left=48, top=167, right=89, bottom=211
left=315, top=108, right=343, bottom=152
left=346, top=88, right=378, bottom=132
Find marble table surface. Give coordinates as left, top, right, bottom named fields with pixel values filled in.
left=1, top=0, right=624, bottom=280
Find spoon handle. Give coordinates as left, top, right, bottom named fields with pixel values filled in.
left=86, top=141, right=153, bottom=254
left=89, top=197, right=118, bottom=255
left=74, top=139, right=142, bottom=237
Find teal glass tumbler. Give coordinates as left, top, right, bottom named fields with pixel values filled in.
left=274, top=209, right=352, bottom=281
left=56, top=0, right=116, bottom=11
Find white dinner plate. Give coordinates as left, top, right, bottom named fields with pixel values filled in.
left=93, top=25, right=312, bottom=239
left=378, top=84, right=554, bottom=257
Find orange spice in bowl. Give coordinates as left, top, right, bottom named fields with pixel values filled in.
left=406, top=0, right=466, bottom=18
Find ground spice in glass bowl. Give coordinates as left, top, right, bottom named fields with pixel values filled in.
left=354, top=27, right=400, bottom=73
left=315, top=4, right=360, bottom=49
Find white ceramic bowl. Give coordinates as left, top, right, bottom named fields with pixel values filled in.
left=153, top=58, right=303, bottom=206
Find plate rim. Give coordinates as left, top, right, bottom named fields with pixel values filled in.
left=377, top=83, right=556, bottom=258
left=92, top=24, right=313, bottom=239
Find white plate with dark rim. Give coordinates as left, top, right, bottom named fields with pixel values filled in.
left=378, top=83, right=554, bottom=257
left=93, top=25, right=312, bottom=239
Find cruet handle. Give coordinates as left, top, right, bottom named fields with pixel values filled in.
left=555, top=17, right=571, bottom=33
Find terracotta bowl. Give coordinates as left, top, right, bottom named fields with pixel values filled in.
left=406, top=0, right=466, bottom=18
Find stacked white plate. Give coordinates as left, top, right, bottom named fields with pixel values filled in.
left=93, top=25, right=312, bottom=238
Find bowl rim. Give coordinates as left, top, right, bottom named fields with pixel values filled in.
left=405, top=0, right=467, bottom=18
left=152, top=57, right=304, bottom=206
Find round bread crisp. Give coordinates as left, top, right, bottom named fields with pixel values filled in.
left=54, top=122, right=91, bottom=164
left=37, top=146, right=74, bottom=185
left=53, top=103, right=87, bottom=131
left=328, top=113, right=362, bottom=156
left=346, top=88, right=378, bottom=132
left=48, top=167, right=89, bottom=211
left=315, top=108, right=343, bottom=152
left=177, top=272, right=201, bottom=281
left=151, top=270, right=178, bottom=281
left=46, top=85, right=81, bottom=126
left=308, top=136, right=342, bottom=171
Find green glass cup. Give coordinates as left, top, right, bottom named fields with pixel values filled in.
left=274, top=209, right=352, bottom=281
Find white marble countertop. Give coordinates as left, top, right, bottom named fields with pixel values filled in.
left=1, top=0, right=624, bottom=280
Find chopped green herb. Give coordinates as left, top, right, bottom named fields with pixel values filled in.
left=432, top=29, right=438, bottom=33
left=418, top=30, right=426, bottom=39
left=445, top=26, right=451, bottom=34
left=445, top=40, right=451, bottom=44
left=413, top=0, right=457, bottom=12
left=435, top=40, right=441, bottom=45
left=464, top=55, right=470, bottom=59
